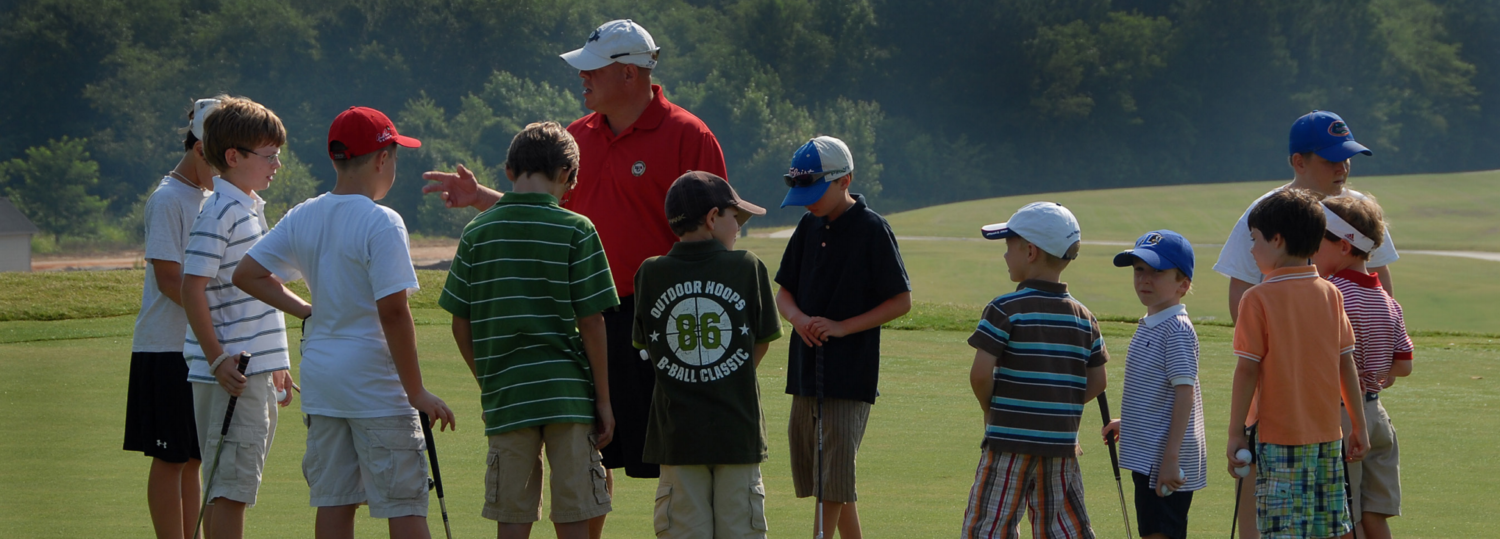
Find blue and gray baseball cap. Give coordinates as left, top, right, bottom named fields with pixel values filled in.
left=1113, top=230, right=1195, bottom=280
left=1288, top=110, right=1372, bottom=163
left=780, top=136, right=853, bottom=208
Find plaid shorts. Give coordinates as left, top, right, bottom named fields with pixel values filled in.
left=961, top=449, right=1094, bottom=539
left=1255, top=440, right=1351, bottom=538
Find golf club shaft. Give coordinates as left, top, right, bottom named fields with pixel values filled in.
left=193, top=353, right=250, bottom=539
left=814, top=344, right=824, bottom=539
left=1231, top=477, right=1242, bottom=539
left=420, top=412, right=453, bottom=539
left=1097, top=393, right=1133, bottom=539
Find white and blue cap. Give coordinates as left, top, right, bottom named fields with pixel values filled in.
left=780, top=136, right=853, bottom=208
left=1113, top=230, right=1195, bottom=280
left=980, top=202, right=1081, bottom=259
left=1289, top=110, right=1372, bottom=163
left=190, top=98, right=221, bottom=140
left=561, top=19, right=660, bottom=71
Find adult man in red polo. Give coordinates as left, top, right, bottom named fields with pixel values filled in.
left=423, top=14, right=728, bottom=517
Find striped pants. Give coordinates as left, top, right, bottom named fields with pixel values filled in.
left=961, top=449, right=1094, bottom=539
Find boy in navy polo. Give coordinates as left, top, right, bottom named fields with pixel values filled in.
left=774, top=136, right=911, bottom=538
left=1102, top=230, right=1207, bottom=539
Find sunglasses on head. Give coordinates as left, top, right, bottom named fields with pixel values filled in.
left=783, top=170, right=844, bottom=188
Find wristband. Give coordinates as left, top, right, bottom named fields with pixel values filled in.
left=209, top=352, right=236, bottom=374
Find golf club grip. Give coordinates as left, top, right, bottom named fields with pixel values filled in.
left=814, top=345, right=824, bottom=395
left=219, top=353, right=250, bottom=437
left=1097, top=393, right=1123, bottom=480
left=420, top=412, right=444, bottom=497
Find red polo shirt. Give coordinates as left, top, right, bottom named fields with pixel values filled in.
left=565, top=85, right=728, bottom=297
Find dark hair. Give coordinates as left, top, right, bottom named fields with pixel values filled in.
left=1322, top=195, right=1386, bottom=260
left=668, top=204, right=733, bottom=236
left=505, top=121, right=579, bottom=181
left=331, top=141, right=397, bottom=173
left=1247, top=188, right=1325, bottom=258
left=183, top=130, right=199, bottom=152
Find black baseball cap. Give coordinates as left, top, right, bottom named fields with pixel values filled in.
left=665, top=171, right=766, bottom=229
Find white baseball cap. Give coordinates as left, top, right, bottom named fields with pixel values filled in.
left=980, top=202, right=1082, bottom=259
left=560, top=19, right=660, bottom=71
left=190, top=98, right=221, bottom=140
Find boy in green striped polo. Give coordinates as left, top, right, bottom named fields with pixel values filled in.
left=439, top=122, right=618, bottom=538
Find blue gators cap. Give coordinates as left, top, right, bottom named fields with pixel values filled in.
left=780, top=136, right=853, bottom=208
left=1288, top=110, right=1372, bottom=163
left=1113, top=230, right=1195, bottom=280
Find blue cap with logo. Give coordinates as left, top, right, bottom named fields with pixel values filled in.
left=780, top=136, right=853, bottom=208
left=1113, top=230, right=1195, bottom=280
left=1289, top=110, right=1372, bottom=163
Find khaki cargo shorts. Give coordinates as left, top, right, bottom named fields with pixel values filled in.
left=303, top=413, right=429, bottom=519
left=483, top=422, right=610, bottom=523
left=193, top=373, right=278, bottom=506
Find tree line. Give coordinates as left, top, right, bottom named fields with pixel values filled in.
left=2, top=0, right=1495, bottom=243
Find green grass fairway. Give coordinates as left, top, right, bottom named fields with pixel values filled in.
left=2, top=318, right=1497, bottom=537
left=3, top=173, right=1497, bottom=536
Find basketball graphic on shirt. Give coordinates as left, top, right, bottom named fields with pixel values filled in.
left=665, top=296, right=733, bottom=366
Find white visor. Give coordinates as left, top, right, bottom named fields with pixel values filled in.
left=1322, top=204, right=1377, bottom=252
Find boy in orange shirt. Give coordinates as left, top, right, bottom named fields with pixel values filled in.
left=1224, top=188, right=1368, bottom=539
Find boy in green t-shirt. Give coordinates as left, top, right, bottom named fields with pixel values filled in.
left=632, top=171, right=782, bottom=538
left=438, top=122, right=618, bottom=538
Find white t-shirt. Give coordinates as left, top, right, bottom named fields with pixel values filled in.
left=182, top=178, right=292, bottom=381
left=1213, top=185, right=1398, bottom=285
left=133, top=176, right=211, bottom=352
left=246, top=193, right=420, bottom=419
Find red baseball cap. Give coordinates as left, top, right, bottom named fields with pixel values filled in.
left=328, top=106, right=421, bottom=160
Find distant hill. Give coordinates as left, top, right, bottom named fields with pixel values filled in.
left=881, top=170, right=1500, bottom=252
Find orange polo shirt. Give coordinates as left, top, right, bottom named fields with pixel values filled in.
left=1233, top=265, right=1356, bottom=446
left=565, top=86, right=728, bottom=297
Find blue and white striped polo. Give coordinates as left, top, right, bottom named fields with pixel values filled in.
left=181, top=177, right=292, bottom=383
left=1118, top=304, right=1207, bottom=492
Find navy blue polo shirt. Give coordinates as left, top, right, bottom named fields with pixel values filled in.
left=775, top=194, right=910, bottom=404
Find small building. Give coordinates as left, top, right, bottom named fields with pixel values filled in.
left=0, top=197, right=39, bottom=272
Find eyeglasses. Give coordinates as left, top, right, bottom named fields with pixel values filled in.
left=783, top=169, right=846, bottom=188
left=235, top=147, right=281, bottom=165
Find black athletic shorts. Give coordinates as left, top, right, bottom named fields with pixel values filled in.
left=123, top=351, right=201, bottom=463
left=1132, top=471, right=1194, bottom=538
left=597, top=297, right=660, bottom=478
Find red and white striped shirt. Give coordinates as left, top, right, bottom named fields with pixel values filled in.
left=1329, top=270, right=1414, bottom=394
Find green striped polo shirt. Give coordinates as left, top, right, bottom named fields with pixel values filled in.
left=439, top=192, right=619, bottom=436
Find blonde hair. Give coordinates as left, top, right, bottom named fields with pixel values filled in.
left=202, top=95, right=286, bottom=171
left=1322, top=195, right=1386, bottom=260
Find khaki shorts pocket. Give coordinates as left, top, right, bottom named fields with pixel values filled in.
left=653, top=484, right=672, bottom=535
left=208, top=437, right=239, bottom=482
left=485, top=452, right=501, bottom=504
left=749, top=483, right=767, bottom=531
left=369, top=428, right=427, bottom=501
left=590, top=447, right=611, bottom=505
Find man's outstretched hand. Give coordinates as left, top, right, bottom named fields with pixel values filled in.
left=422, top=164, right=501, bottom=211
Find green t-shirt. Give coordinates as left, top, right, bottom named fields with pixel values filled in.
left=632, top=239, right=784, bottom=465
left=439, top=192, right=619, bottom=436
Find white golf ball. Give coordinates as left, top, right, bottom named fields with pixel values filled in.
left=1234, top=449, right=1253, bottom=477
left=1158, top=468, right=1186, bottom=496
left=275, top=387, right=288, bottom=402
